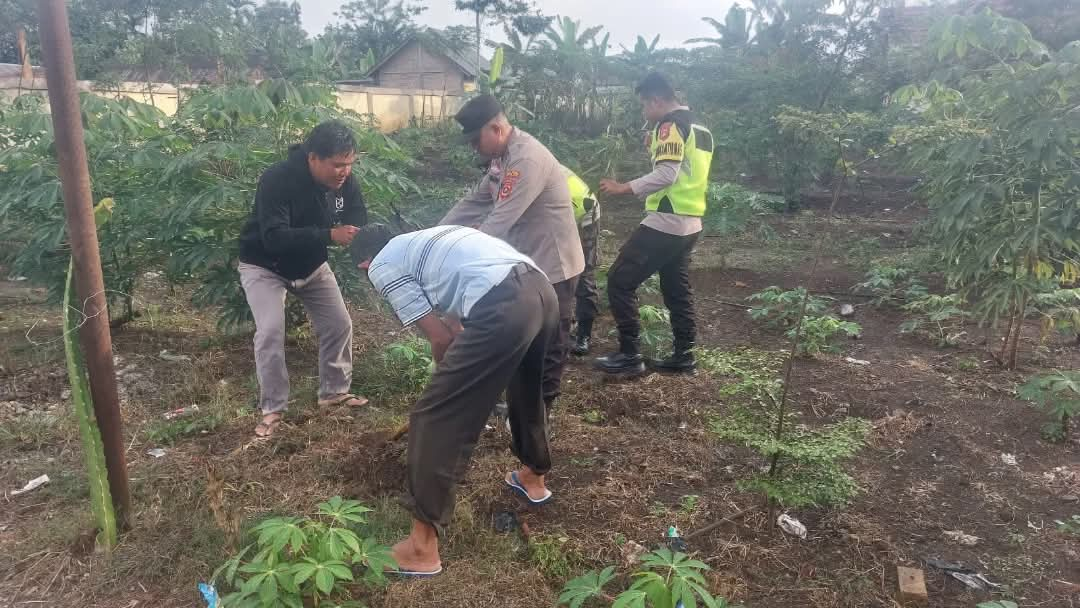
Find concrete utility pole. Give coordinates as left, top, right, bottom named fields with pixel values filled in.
left=36, top=0, right=132, bottom=529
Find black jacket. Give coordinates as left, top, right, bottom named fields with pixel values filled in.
left=238, top=145, right=367, bottom=280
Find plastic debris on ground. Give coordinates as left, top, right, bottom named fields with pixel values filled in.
left=147, top=448, right=167, bottom=458
left=777, top=513, right=808, bottom=539
left=925, top=557, right=999, bottom=591
left=844, top=357, right=871, bottom=366
left=199, top=582, right=220, bottom=608
left=943, top=530, right=980, bottom=546
left=163, top=404, right=200, bottom=420
left=664, top=526, right=689, bottom=553
left=159, top=350, right=192, bottom=362
left=1000, top=453, right=1018, bottom=466
left=11, top=474, right=50, bottom=496
left=620, top=540, right=648, bottom=568
left=839, top=303, right=855, bottom=317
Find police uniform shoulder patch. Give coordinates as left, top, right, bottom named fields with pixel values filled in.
left=499, top=169, right=522, bottom=201
left=659, top=122, right=672, bottom=140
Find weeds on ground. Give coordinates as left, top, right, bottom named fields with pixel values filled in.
left=212, top=497, right=394, bottom=607
left=1055, top=515, right=1080, bottom=537
left=530, top=533, right=584, bottom=581
left=558, top=548, right=737, bottom=608
left=900, top=294, right=969, bottom=346
left=747, top=287, right=831, bottom=329
left=1018, top=371, right=1080, bottom=442
left=788, top=316, right=861, bottom=357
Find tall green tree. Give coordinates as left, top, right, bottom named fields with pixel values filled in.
left=327, top=0, right=426, bottom=74
left=894, top=10, right=1080, bottom=368
left=454, top=0, right=532, bottom=78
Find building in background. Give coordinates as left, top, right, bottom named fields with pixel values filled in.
left=364, top=35, right=489, bottom=94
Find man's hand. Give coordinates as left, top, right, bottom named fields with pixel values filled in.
left=599, top=179, right=633, bottom=196
left=331, top=225, right=360, bottom=245
left=416, top=314, right=455, bottom=365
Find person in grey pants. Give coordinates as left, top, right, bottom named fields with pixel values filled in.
left=352, top=223, right=557, bottom=577
left=237, top=121, right=369, bottom=437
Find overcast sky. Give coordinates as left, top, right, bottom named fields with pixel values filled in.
left=297, top=0, right=738, bottom=51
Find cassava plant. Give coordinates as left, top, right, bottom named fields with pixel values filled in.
left=786, top=316, right=861, bottom=357
left=212, top=497, right=394, bottom=608
left=1018, top=371, right=1080, bottom=442
left=747, top=287, right=831, bottom=329
left=893, top=10, right=1080, bottom=369
left=558, top=548, right=737, bottom=608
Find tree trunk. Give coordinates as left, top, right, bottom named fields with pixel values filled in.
left=1007, top=296, right=1027, bottom=370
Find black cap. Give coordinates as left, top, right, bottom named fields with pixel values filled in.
left=455, top=95, right=504, bottom=141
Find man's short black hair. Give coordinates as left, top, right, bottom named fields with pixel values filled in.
left=350, top=223, right=397, bottom=267
left=303, top=120, right=357, bottom=159
left=635, top=72, right=676, bottom=101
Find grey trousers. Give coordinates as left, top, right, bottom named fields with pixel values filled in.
left=402, top=266, right=558, bottom=537
left=239, top=262, right=353, bottom=414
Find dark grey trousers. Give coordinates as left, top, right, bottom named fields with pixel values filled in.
left=402, top=266, right=559, bottom=536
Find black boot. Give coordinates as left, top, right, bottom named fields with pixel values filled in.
left=651, top=345, right=696, bottom=373
left=570, top=320, right=592, bottom=356
left=594, top=351, right=646, bottom=374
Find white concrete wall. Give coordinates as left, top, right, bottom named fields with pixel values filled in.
left=0, top=77, right=465, bottom=133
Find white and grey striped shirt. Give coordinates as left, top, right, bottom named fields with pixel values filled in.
left=367, top=226, right=543, bottom=327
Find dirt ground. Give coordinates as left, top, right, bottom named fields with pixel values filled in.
left=1, top=177, right=1079, bottom=608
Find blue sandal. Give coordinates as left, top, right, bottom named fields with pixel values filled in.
left=504, top=471, right=553, bottom=505
left=389, top=566, right=443, bottom=578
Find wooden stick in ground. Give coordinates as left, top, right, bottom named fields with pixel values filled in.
left=685, top=506, right=757, bottom=540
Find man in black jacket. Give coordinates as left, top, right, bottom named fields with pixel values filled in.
left=238, top=121, right=368, bottom=437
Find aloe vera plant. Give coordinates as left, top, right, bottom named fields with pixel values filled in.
left=63, top=198, right=118, bottom=550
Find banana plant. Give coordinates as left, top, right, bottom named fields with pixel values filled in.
left=64, top=197, right=118, bottom=550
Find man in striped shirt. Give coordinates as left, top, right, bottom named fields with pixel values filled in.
left=351, top=224, right=559, bottom=576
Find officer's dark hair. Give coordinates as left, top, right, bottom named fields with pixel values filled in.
left=350, top=223, right=397, bottom=267
left=303, top=121, right=356, bottom=159
left=635, top=72, right=676, bottom=102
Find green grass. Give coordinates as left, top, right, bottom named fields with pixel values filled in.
left=528, top=533, right=585, bottom=581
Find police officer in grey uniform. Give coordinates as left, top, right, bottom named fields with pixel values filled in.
left=440, top=95, right=585, bottom=417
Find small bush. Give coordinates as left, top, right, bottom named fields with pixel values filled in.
left=212, top=497, right=394, bottom=607
left=1018, top=371, right=1080, bottom=442
left=712, top=410, right=870, bottom=507
left=748, top=287, right=831, bottom=329
left=382, top=336, right=434, bottom=392
left=787, top=316, right=861, bottom=356
left=855, top=265, right=928, bottom=307
left=558, top=548, right=738, bottom=608
left=900, top=294, right=969, bottom=346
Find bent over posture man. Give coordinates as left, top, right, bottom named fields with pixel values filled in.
left=351, top=224, right=558, bottom=576
left=597, top=72, right=713, bottom=375
left=238, top=121, right=369, bottom=437
left=441, top=95, right=584, bottom=416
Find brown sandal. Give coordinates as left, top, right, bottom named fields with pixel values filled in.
left=254, top=412, right=283, bottom=438
left=317, top=393, right=369, bottom=408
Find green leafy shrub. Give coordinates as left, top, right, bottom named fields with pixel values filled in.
left=638, top=304, right=671, bottom=355
left=212, top=497, right=394, bottom=608
left=699, top=347, right=868, bottom=507
left=786, top=316, right=861, bottom=356
left=900, top=294, right=969, bottom=346
left=1018, top=371, right=1080, bottom=442
left=712, top=410, right=870, bottom=508
left=747, top=287, right=831, bottom=329
left=382, top=336, right=435, bottom=392
left=855, top=265, right=928, bottom=307
left=558, top=548, right=737, bottom=608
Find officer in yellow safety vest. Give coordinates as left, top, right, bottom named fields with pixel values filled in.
left=597, top=72, right=713, bottom=375
left=562, top=166, right=601, bottom=356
